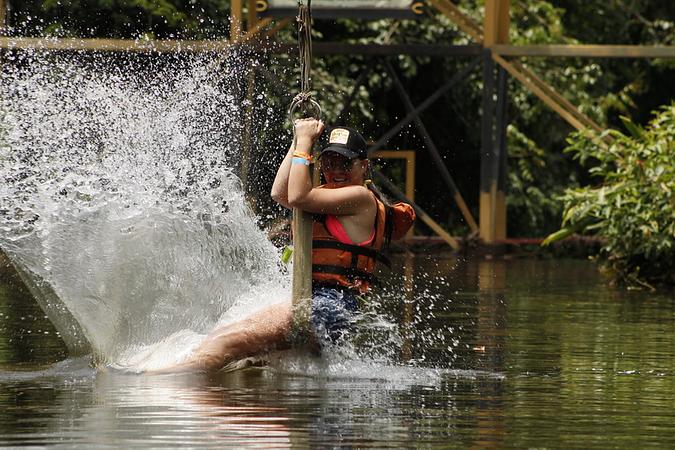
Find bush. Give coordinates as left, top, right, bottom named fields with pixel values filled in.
left=544, top=104, right=675, bottom=288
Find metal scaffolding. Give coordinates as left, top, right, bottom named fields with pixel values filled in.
left=1, top=0, right=674, bottom=246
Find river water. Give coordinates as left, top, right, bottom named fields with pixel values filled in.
left=1, top=49, right=674, bottom=447
left=1, top=257, right=673, bottom=448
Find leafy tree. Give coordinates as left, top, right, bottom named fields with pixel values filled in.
left=7, top=0, right=231, bottom=39
left=544, top=105, right=675, bottom=288
left=4, top=0, right=675, bottom=238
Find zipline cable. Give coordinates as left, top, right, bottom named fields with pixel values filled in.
left=288, top=0, right=322, bottom=150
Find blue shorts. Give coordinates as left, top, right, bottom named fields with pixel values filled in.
left=311, top=286, right=360, bottom=345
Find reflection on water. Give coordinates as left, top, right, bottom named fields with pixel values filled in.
left=2, top=257, right=675, bottom=447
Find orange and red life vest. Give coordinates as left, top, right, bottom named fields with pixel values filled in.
left=311, top=194, right=415, bottom=294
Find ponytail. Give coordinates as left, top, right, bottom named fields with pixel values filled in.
left=364, top=170, right=395, bottom=249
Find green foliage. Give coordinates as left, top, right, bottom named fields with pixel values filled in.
left=10, top=0, right=231, bottom=39
left=5, top=0, right=675, bottom=239
left=506, top=125, right=574, bottom=235
left=545, top=105, right=675, bottom=287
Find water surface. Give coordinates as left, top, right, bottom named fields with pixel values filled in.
left=1, top=257, right=673, bottom=448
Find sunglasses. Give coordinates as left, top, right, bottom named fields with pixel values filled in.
left=319, top=156, right=359, bottom=171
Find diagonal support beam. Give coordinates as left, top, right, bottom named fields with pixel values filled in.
left=428, top=0, right=605, bottom=144
left=373, top=170, right=460, bottom=250
left=384, top=60, right=478, bottom=233
left=492, top=53, right=609, bottom=143
left=368, top=56, right=482, bottom=155
left=427, top=0, right=484, bottom=43
left=510, top=60, right=603, bottom=134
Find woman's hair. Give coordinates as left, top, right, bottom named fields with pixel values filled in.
left=363, top=163, right=399, bottom=249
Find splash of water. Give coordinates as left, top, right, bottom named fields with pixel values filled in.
left=0, top=49, right=288, bottom=366
left=0, top=48, right=465, bottom=381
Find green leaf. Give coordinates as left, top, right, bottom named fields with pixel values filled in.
left=620, top=116, right=645, bottom=139
left=541, top=227, right=575, bottom=246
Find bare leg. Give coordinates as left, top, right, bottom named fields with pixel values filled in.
left=154, top=300, right=294, bottom=373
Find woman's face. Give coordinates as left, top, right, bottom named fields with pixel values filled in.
left=319, top=153, right=369, bottom=187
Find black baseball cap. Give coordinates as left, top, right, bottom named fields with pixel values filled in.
left=320, top=126, right=368, bottom=160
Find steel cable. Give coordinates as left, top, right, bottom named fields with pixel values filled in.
left=289, top=0, right=322, bottom=150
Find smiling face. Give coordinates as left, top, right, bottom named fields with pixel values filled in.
left=319, top=152, right=369, bottom=187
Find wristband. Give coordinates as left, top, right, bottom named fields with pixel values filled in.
left=292, top=157, right=311, bottom=166
left=292, top=151, right=313, bottom=162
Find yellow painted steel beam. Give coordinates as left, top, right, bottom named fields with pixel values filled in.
left=231, top=0, right=243, bottom=42
left=0, top=0, right=6, bottom=34
left=492, top=53, right=587, bottom=132
left=0, top=18, right=284, bottom=53
left=509, top=60, right=603, bottom=134
left=247, top=0, right=259, bottom=28
left=263, top=17, right=292, bottom=39
left=417, top=210, right=461, bottom=250
left=427, top=0, right=483, bottom=43
left=493, top=44, right=675, bottom=59
left=484, top=0, right=509, bottom=47
left=371, top=150, right=417, bottom=238
left=0, top=37, right=232, bottom=52
left=496, top=0, right=510, bottom=44
left=371, top=150, right=416, bottom=202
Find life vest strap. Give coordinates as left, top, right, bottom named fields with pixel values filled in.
left=312, top=240, right=391, bottom=268
left=312, top=264, right=376, bottom=283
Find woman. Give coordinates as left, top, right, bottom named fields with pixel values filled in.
left=162, top=119, right=414, bottom=373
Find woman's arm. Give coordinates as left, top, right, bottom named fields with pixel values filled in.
left=287, top=120, right=373, bottom=216
left=271, top=119, right=325, bottom=209
left=289, top=184, right=375, bottom=216
left=270, top=145, right=295, bottom=209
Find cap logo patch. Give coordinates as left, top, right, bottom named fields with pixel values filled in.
left=329, top=128, right=350, bottom=145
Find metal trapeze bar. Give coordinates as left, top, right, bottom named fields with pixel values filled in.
left=384, top=60, right=479, bottom=233
left=368, top=55, right=482, bottom=156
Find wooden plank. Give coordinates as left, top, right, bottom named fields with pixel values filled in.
left=231, top=0, right=243, bottom=42
left=309, top=43, right=481, bottom=56
left=265, top=18, right=292, bottom=38
left=0, top=0, right=6, bottom=34
left=0, top=37, right=233, bottom=53
left=291, top=208, right=313, bottom=334
left=480, top=49, right=497, bottom=243
left=483, top=0, right=499, bottom=47
left=427, top=0, right=484, bottom=43
left=240, top=18, right=272, bottom=43
left=0, top=37, right=482, bottom=57
left=497, top=0, right=510, bottom=44
left=0, top=24, right=270, bottom=52
left=406, top=152, right=416, bottom=205
left=370, top=150, right=416, bottom=201
left=493, top=53, right=611, bottom=149
left=484, top=0, right=509, bottom=47
left=247, top=0, right=259, bottom=29
left=493, top=44, right=675, bottom=59
left=417, top=209, right=460, bottom=250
